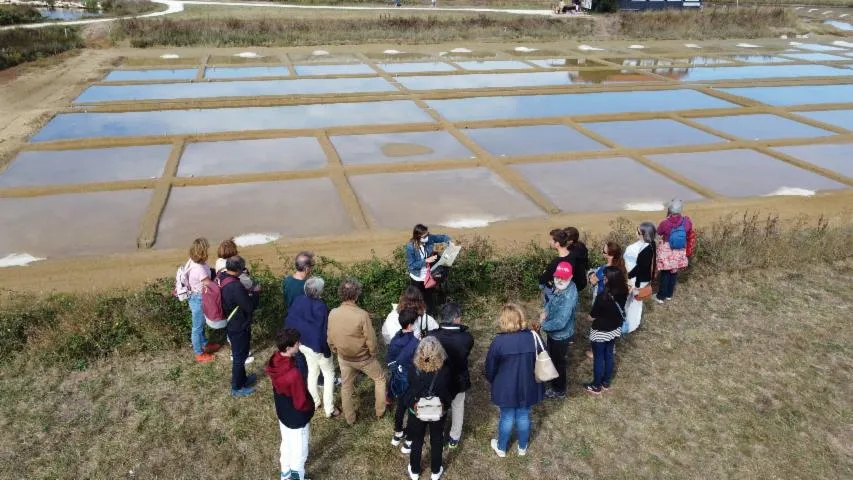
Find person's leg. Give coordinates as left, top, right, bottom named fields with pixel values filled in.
left=603, top=340, right=616, bottom=387
left=591, top=341, right=606, bottom=388
left=290, top=424, right=309, bottom=480
left=408, top=415, right=426, bottom=475
left=394, top=397, right=407, bottom=433
left=338, top=358, right=357, bottom=424
left=318, top=353, right=336, bottom=416
left=497, top=407, right=515, bottom=452
left=361, top=357, right=387, bottom=418
left=230, top=329, right=249, bottom=390
left=547, top=337, right=569, bottom=394
left=668, top=270, right=679, bottom=299
left=279, top=421, right=291, bottom=478
left=515, top=407, right=531, bottom=450
left=657, top=270, right=673, bottom=300
left=429, top=416, right=446, bottom=474
left=300, top=345, right=322, bottom=409
left=189, top=294, right=206, bottom=354
left=449, top=392, right=465, bottom=441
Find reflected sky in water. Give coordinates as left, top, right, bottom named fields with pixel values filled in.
left=721, top=85, right=853, bottom=106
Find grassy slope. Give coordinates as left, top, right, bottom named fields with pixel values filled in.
left=2, top=257, right=852, bottom=477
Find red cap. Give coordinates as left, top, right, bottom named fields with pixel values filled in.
left=554, top=261, right=573, bottom=280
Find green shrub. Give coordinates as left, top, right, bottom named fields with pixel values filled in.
left=0, top=4, right=42, bottom=26
left=593, top=0, right=619, bottom=13
left=0, top=26, right=84, bottom=70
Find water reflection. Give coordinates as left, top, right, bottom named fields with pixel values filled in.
left=330, top=131, right=472, bottom=165
left=104, top=69, right=198, bottom=82
left=178, top=138, right=327, bottom=177
left=797, top=110, right=853, bottom=130
left=581, top=119, right=725, bottom=148
left=294, top=64, right=375, bottom=76
left=720, top=85, right=853, bottom=106
left=397, top=70, right=657, bottom=90
left=463, top=125, right=605, bottom=156
left=378, top=62, right=457, bottom=74
left=204, top=66, right=291, bottom=79
left=692, top=114, right=835, bottom=140
left=456, top=61, right=533, bottom=71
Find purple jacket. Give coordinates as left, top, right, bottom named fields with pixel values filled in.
left=658, top=214, right=693, bottom=242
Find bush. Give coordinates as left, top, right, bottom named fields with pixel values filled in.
left=101, top=0, right=159, bottom=17
left=0, top=26, right=84, bottom=70
left=593, top=0, right=618, bottom=13
left=0, top=4, right=42, bottom=26
left=617, top=6, right=798, bottom=40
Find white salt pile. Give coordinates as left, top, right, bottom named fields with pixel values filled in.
left=384, top=49, right=403, bottom=54
left=234, top=52, right=259, bottom=58
left=628, top=44, right=645, bottom=49
left=0, top=253, right=45, bottom=268
left=450, top=48, right=472, bottom=53
left=439, top=216, right=504, bottom=228
left=684, top=44, right=701, bottom=49
left=764, top=187, right=815, bottom=197
left=234, top=233, right=281, bottom=247
left=313, top=50, right=330, bottom=56
left=160, top=54, right=180, bottom=59
left=736, top=43, right=761, bottom=48
left=514, top=46, right=539, bottom=52
left=577, top=44, right=604, bottom=51
left=624, top=202, right=665, bottom=212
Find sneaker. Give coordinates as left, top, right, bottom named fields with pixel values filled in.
left=545, top=388, right=566, bottom=400
left=654, top=297, right=665, bottom=304
left=245, top=374, right=257, bottom=387
left=290, top=473, right=310, bottom=480
left=602, top=383, right=611, bottom=391
left=430, top=466, right=444, bottom=480
left=518, top=446, right=527, bottom=456
left=231, top=386, right=255, bottom=397
left=664, top=297, right=673, bottom=302
left=204, top=343, right=222, bottom=353
left=446, top=437, right=459, bottom=449
left=583, top=383, right=602, bottom=395
left=281, top=471, right=291, bottom=480
left=401, top=439, right=412, bottom=454
left=195, top=353, right=215, bottom=363
left=407, top=464, right=419, bottom=480
left=230, top=354, right=255, bottom=365
left=585, top=349, right=594, bottom=360
left=392, top=431, right=405, bottom=446
left=490, top=439, right=507, bottom=458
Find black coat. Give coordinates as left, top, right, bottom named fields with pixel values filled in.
left=427, top=324, right=474, bottom=395
left=538, top=242, right=590, bottom=292
left=403, top=364, right=454, bottom=412
left=628, top=244, right=656, bottom=287
left=219, top=272, right=260, bottom=332
left=590, top=292, right=629, bottom=332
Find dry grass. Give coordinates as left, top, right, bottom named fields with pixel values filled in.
left=616, top=6, right=800, bottom=40
left=2, top=260, right=852, bottom=478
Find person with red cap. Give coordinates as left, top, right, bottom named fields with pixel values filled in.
left=539, top=261, right=578, bottom=399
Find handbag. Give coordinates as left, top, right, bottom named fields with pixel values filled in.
left=414, top=373, right=443, bottom=422
left=424, top=267, right=437, bottom=289
left=532, top=331, right=559, bottom=383
left=633, top=244, right=656, bottom=301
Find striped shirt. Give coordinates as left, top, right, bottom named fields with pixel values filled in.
left=590, top=328, right=621, bottom=343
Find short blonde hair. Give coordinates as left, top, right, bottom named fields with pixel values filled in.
left=189, top=238, right=209, bottom=263
left=413, top=337, right=447, bottom=373
left=498, top=303, right=528, bottom=333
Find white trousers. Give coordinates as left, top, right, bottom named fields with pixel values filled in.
left=300, top=344, right=336, bottom=417
left=624, top=281, right=648, bottom=333
left=279, top=421, right=310, bottom=479
left=449, top=392, right=466, bottom=440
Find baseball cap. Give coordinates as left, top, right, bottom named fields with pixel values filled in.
left=554, top=261, right=573, bottom=280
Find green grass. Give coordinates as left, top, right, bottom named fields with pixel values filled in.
left=0, top=26, right=84, bottom=71
left=0, top=4, right=42, bottom=26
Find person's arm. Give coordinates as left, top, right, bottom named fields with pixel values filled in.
left=658, top=218, right=671, bottom=238
left=484, top=341, right=498, bottom=382
left=431, top=234, right=451, bottom=245
left=228, top=282, right=256, bottom=315
left=289, top=370, right=314, bottom=412
left=541, top=295, right=569, bottom=333
left=538, top=258, right=559, bottom=286
left=318, top=301, right=332, bottom=357
left=405, top=243, right=425, bottom=274
left=387, top=337, right=401, bottom=364
left=363, top=311, right=378, bottom=358
left=427, top=315, right=439, bottom=332
left=589, top=294, right=605, bottom=320
left=326, top=312, right=337, bottom=355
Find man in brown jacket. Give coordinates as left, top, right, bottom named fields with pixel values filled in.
left=327, top=277, right=387, bottom=425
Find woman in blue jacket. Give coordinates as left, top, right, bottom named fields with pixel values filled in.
left=484, top=303, right=544, bottom=458
left=405, top=224, right=451, bottom=314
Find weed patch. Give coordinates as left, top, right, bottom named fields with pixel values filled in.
left=0, top=26, right=84, bottom=70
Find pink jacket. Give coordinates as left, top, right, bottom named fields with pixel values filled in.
left=658, top=214, right=693, bottom=243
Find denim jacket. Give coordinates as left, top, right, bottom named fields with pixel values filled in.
left=405, top=234, right=451, bottom=277
left=541, top=282, right=578, bottom=341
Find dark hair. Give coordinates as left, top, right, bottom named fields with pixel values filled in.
left=398, top=307, right=419, bottom=330
left=295, top=251, right=314, bottom=272
left=439, top=302, right=462, bottom=324
left=564, top=226, right=580, bottom=244
left=603, top=266, right=629, bottom=299
left=411, top=224, right=428, bottom=248
left=604, top=241, right=627, bottom=277
left=549, top=228, right=570, bottom=248
left=397, top=286, right=426, bottom=315
left=276, top=327, right=301, bottom=351
left=218, top=238, right=238, bottom=259
left=338, top=277, right=362, bottom=302
left=225, top=255, right=246, bottom=274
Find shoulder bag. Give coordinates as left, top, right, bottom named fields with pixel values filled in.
left=532, top=331, right=559, bottom=383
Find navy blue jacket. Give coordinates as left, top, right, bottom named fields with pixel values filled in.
left=427, top=323, right=474, bottom=395
left=484, top=330, right=544, bottom=408
left=218, top=271, right=260, bottom=332
left=285, top=295, right=331, bottom=357
left=388, top=330, right=419, bottom=367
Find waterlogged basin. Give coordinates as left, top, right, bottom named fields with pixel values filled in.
left=426, top=90, right=737, bottom=122
left=824, top=20, right=853, bottom=31
left=178, top=138, right=327, bottom=177
left=646, top=149, right=847, bottom=197
left=456, top=60, right=533, bottom=71
left=528, top=58, right=597, bottom=68
left=691, top=114, right=835, bottom=140
left=0, top=190, right=152, bottom=258
left=664, top=57, right=734, bottom=65
left=349, top=167, right=544, bottom=229
left=0, top=145, right=171, bottom=187
left=330, top=131, right=472, bottom=166
left=731, top=55, right=793, bottom=64
left=74, top=77, right=396, bottom=103
left=581, top=119, right=726, bottom=148
left=513, top=157, right=703, bottom=212
left=672, top=64, right=852, bottom=82
left=463, top=125, right=605, bottom=156
left=797, top=110, right=853, bottom=130
left=31, top=101, right=434, bottom=142
left=378, top=62, right=458, bottom=74
left=397, top=71, right=657, bottom=91
left=156, top=178, right=354, bottom=249
left=293, top=64, right=375, bottom=76
left=720, top=85, right=853, bottom=106
left=103, top=69, right=198, bottom=82
left=781, top=52, right=852, bottom=62
left=793, top=43, right=847, bottom=52
left=204, top=66, right=291, bottom=79
left=773, top=142, right=853, bottom=178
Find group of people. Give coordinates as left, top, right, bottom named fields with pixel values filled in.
left=175, top=199, right=694, bottom=480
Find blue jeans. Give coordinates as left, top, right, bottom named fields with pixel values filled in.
left=657, top=270, right=678, bottom=300
left=497, top=406, right=531, bottom=451
left=591, top=340, right=615, bottom=388
left=228, top=327, right=251, bottom=390
left=188, top=293, right=207, bottom=355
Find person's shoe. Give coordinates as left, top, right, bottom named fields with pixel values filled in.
left=664, top=297, right=673, bottom=302
left=518, top=446, right=528, bottom=456
left=281, top=471, right=291, bottom=480
left=401, top=439, right=412, bottom=454
left=585, top=349, right=594, bottom=360
left=447, top=437, right=459, bottom=449
left=545, top=388, right=566, bottom=400
left=602, top=383, right=611, bottom=391
left=231, top=386, right=255, bottom=397
left=583, top=383, right=602, bottom=395
left=195, top=352, right=215, bottom=363
left=490, top=438, right=507, bottom=458
left=245, top=374, right=258, bottom=387
left=430, top=466, right=444, bottom=480
left=407, top=464, right=419, bottom=480
left=392, top=431, right=405, bottom=446
left=204, top=343, right=221, bottom=353
left=654, top=297, right=665, bottom=304
left=229, top=354, right=255, bottom=365
left=290, top=472, right=310, bottom=480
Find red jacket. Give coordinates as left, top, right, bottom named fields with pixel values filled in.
left=266, top=353, right=315, bottom=428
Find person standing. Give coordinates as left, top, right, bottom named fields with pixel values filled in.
left=388, top=308, right=421, bottom=452
left=327, top=278, right=387, bottom=424
left=381, top=286, right=440, bottom=344
left=215, top=238, right=258, bottom=366
left=266, top=328, right=314, bottom=480
left=539, top=262, right=578, bottom=399
left=564, top=226, right=590, bottom=293
left=623, top=222, right=657, bottom=334
left=485, top=304, right=544, bottom=457
left=588, top=241, right=627, bottom=303
left=656, top=199, right=693, bottom=304
left=185, top=238, right=219, bottom=363
left=538, top=228, right=571, bottom=305
left=427, top=302, right=474, bottom=449
left=405, top=224, right=451, bottom=314
left=283, top=251, right=315, bottom=309
left=220, top=256, right=260, bottom=397
left=403, top=337, right=453, bottom=480
left=584, top=267, right=629, bottom=395
left=284, top=276, right=340, bottom=419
